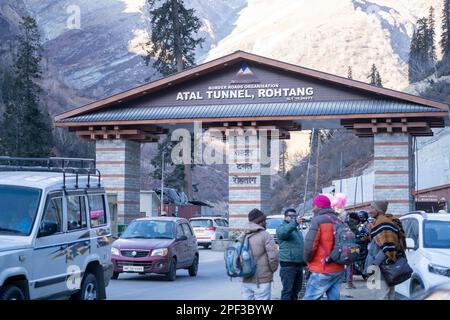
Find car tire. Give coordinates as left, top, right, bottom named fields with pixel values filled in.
left=411, top=280, right=425, bottom=296
left=188, top=255, right=199, bottom=277
left=202, top=244, right=210, bottom=249
left=0, top=285, right=25, bottom=300
left=111, top=272, right=120, bottom=280
left=164, top=258, right=177, bottom=281
left=79, top=273, right=99, bottom=300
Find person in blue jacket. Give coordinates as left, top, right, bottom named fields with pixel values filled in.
left=276, top=208, right=306, bottom=300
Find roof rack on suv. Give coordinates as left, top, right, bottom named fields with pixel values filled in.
left=0, top=157, right=101, bottom=189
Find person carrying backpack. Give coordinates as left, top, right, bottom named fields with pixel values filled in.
left=303, top=195, right=346, bottom=300
left=240, top=208, right=279, bottom=300
left=276, top=208, right=306, bottom=300
left=364, top=201, right=407, bottom=300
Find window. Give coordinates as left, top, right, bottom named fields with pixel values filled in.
left=88, top=194, right=107, bottom=227
left=121, top=220, right=174, bottom=239
left=0, top=185, right=41, bottom=236
left=40, top=197, right=63, bottom=235
left=215, top=219, right=224, bottom=227
left=189, top=219, right=213, bottom=228
left=222, top=219, right=229, bottom=227
left=182, top=223, right=193, bottom=236
left=403, top=219, right=419, bottom=249
left=67, top=196, right=87, bottom=231
left=176, top=224, right=184, bottom=239
left=423, top=220, right=450, bottom=249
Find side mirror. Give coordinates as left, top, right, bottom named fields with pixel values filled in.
left=38, top=221, right=58, bottom=237
left=177, top=235, right=188, bottom=241
left=406, top=237, right=416, bottom=250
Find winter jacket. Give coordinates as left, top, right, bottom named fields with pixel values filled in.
left=364, top=213, right=406, bottom=275
left=242, top=222, right=279, bottom=284
left=303, top=207, right=345, bottom=274
left=276, top=219, right=306, bottom=265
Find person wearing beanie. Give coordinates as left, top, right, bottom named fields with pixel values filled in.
left=276, top=208, right=306, bottom=300
left=303, top=194, right=345, bottom=300
left=241, top=208, right=279, bottom=300
left=364, top=201, right=407, bottom=300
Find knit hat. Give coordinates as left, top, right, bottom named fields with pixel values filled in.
left=248, top=208, right=266, bottom=224
left=313, top=194, right=331, bottom=208
left=370, top=201, right=388, bottom=214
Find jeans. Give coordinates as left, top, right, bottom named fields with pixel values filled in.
left=241, top=282, right=272, bottom=300
left=280, top=264, right=303, bottom=300
left=345, top=265, right=354, bottom=284
left=303, top=271, right=345, bottom=300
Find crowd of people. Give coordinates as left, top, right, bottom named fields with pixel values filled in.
left=236, top=195, right=407, bottom=300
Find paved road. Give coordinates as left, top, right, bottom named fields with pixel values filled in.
left=106, top=248, right=382, bottom=300
left=107, top=248, right=272, bottom=300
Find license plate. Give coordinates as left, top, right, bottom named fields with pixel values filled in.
left=122, top=265, right=144, bottom=272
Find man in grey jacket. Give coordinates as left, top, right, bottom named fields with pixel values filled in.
left=241, top=208, right=279, bottom=300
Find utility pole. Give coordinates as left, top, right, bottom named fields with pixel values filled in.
left=339, top=152, right=343, bottom=193
left=353, top=168, right=358, bottom=208
left=303, top=129, right=314, bottom=215
left=314, top=131, right=321, bottom=193
left=160, top=152, right=165, bottom=216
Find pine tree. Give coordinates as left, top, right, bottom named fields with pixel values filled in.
left=428, top=6, right=437, bottom=64
left=144, top=0, right=205, bottom=200
left=367, top=64, right=378, bottom=85
left=408, top=14, right=436, bottom=83
left=347, top=66, right=353, bottom=79
left=375, top=70, right=383, bottom=87
left=279, top=140, right=288, bottom=175
left=441, top=0, right=450, bottom=58
left=144, top=0, right=205, bottom=76
left=1, top=16, right=53, bottom=157
left=409, top=29, right=419, bottom=82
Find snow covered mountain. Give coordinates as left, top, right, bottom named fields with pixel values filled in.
left=208, top=0, right=442, bottom=90
left=0, top=0, right=443, bottom=102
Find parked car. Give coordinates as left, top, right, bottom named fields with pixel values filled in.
left=266, top=215, right=284, bottom=243
left=411, top=281, right=450, bottom=300
left=0, top=157, right=113, bottom=300
left=266, top=214, right=310, bottom=243
left=395, top=212, right=450, bottom=298
left=111, top=217, right=199, bottom=281
left=189, top=217, right=229, bottom=249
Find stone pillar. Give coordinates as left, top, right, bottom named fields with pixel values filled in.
left=227, top=131, right=272, bottom=232
left=374, top=133, right=414, bottom=215
left=95, top=139, right=141, bottom=226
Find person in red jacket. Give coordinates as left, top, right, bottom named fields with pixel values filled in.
left=303, top=195, right=345, bottom=300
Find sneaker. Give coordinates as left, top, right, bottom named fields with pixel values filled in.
left=345, top=283, right=356, bottom=289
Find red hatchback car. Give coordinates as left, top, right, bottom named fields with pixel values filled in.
left=111, top=217, right=199, bottom=281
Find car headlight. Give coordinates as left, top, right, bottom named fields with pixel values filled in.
left=151, top=248, right=168, bottom=256
left=111, top=247, right=120, bottom=256
left=428, top=263, right=450, bottom=277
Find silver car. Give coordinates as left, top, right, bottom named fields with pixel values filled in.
left=0, top=158, right=113, bottom=300
left=189, top=217, right=229, bottom=249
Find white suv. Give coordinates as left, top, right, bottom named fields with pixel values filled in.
left=396, top=212, right=450, bottom=298
left=0, top=158, right=113, bottom=300
left=189, top=217, right=228, bottom=249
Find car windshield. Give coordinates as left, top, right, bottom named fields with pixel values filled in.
left=423, top=220, right=450, bottom=249
left=0, top=185, right=41, bottom=236
left=190, top=219, right=213, bottom=228
left=266, top=218, right=284, bottom=229
left=121, top=220, right=175, bottom=239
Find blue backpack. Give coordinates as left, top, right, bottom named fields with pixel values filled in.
left=224, top=232, right=257, bottom=278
